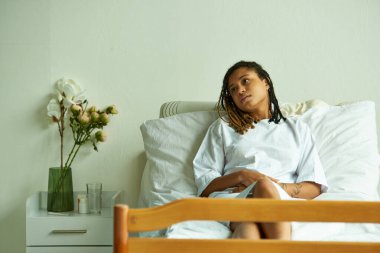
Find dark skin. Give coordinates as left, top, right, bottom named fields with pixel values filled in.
left=201, top=169, right=321, bottom=199
left=201, top=67, right=321, bottom=200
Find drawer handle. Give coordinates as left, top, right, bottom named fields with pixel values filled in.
left=51, top=229, right=87, bottom=234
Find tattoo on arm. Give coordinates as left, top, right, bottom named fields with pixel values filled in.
left=280, top=183, right=304, bottom=197
left=290, top=183, right=303, bottom=197
left=280, top=183, right=287, bottom=191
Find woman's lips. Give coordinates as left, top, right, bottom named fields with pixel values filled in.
left=240, top=95, right=251, bottom=103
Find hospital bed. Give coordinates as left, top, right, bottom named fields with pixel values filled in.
left=114, top=100, right=380, bottom=253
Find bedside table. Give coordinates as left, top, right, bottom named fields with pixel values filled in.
left=26, top=191, right=124, bottom=253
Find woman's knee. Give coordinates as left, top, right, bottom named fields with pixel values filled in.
left=253, top=177, right=280, bottom=198
left=231, top=222, right=261, bottom=239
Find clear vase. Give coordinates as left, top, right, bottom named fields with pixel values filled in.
left=47, top=167, right=74, bottom=212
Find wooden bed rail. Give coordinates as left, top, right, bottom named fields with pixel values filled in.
left=114, top=198, right=380, bottom=253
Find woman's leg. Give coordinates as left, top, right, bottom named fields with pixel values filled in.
left=230, top=222, right=261, bottom=239
left=253, top=177, right=291, bottom=240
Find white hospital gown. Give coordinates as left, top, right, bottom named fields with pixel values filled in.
left=193, top=116, right=328, bottom=198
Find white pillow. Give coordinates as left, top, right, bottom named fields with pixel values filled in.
left=138, top=111, right=219, bottom=208
left=299, top=101, right=379, bottom=198
left=138, top=101, right=380, bottom=210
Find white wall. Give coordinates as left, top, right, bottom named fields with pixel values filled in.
left=0, top=0, right=379, bottom=252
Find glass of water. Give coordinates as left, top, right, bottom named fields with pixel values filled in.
left=86, top=182, right=102, bottom=214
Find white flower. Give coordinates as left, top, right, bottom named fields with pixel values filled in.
left=78, top=112, right=91, bottom=125
left=47, top=98, right=61, bottom=119
left=106, top=105, right=118, bottom=115
left=56, top=78, right=86, bottom=108
left=99, top=113, right=110, bottom=124
left=56, top=90, right=63, bottom=102
left=95, top=130, right=107, bottom=142
left=70, top=104, right=82, bottom=116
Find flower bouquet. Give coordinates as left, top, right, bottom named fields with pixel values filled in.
left=46, top=78, right=117, bottom=212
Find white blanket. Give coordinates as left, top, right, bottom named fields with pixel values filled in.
left=166, top=193, right=380, bottom=241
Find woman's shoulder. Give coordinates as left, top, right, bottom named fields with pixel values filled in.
left=208, top=116, right=229, bottom=129
left=207, top=116, right=235, bottom=134
left=283, top=116, right=311, bottom=134
left=209, top=115, right=229, bottom=125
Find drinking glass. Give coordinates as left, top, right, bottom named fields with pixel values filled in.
left=86, top=182, right=102, bottom=214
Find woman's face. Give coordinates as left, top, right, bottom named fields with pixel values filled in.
left=227, top=67, right=270, bottom=118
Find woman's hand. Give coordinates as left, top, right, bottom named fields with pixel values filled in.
left=200, top=168, right=278, bottom=197
left=238, top=169, right=279, bottom=187
left=231, top=184, right=247, bottom=193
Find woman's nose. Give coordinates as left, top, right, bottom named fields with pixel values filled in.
left=238, top=86, right=245, bottom=94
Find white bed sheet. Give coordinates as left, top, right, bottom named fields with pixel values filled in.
left=166, top=192, right=380, bottom=241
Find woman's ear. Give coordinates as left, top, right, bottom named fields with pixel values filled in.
left=264, top=79, right=270, bottom=90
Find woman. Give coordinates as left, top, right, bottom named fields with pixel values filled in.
left=193, top=61, right=328, bottom=240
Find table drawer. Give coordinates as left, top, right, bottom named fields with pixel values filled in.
left=26, top=216, right=112, bottom=246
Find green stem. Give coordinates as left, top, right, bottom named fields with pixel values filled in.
left=54, top=141, right=80, bottom=194
left=59, top=102, right=66, bottom=170
left=67, top=144, right=82, bottom=170
left=52, top=128, right=81, bottom=198
left=64, top=123, right=87, bottom=169
left=64, top=141, right=79, bottom=170
left=67, top=130, right=92, bottom=169
left=56, top=120, right=63, bottom=169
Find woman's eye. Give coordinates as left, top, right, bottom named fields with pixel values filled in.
left=243, top=79, right=249, bottom=84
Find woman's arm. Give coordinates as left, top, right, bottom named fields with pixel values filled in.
left=200, top=169, right=278, bottom=197
left=278, top=181, right=321, bottom=199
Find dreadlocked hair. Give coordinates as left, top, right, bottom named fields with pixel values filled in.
left=217, top=61, right=286, bottom=135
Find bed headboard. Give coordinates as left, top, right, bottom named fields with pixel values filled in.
left=160, top=101, right=217, bottom=118
left=159, top=99, right=330, bottom=118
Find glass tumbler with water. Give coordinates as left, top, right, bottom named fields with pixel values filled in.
left=87, top=182, right=102, bottom=214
